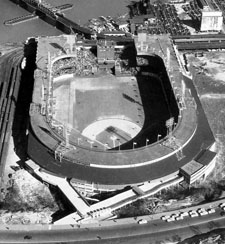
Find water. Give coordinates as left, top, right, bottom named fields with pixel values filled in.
left=0, top=0, right=130, bottom=44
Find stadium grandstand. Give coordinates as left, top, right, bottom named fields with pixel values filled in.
left=26, top=33, right=216, bottom=197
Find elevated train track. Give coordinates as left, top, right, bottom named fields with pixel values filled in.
left=172, top=34, right=225, bottom=50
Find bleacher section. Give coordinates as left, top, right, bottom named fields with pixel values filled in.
left=52, top=50, right=97, bottom=78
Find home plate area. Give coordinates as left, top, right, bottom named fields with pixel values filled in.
left=81, top=118, right=141, bottom=149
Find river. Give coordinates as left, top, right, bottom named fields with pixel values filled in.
left=0, top=0, right=130, bottom=44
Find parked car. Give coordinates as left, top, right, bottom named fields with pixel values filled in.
left=138, top=219, right=147, bottom=224
left=175, top=216, right=184, bottom=221
left=207, top=208, right=216, bottom=214
left=189, top=210, right=198, bottom=218
left=180, top=212, right=189, bottom=217
left=219, top=203, right=225, bottom=208
left=199, top=211, right=208, bottom=216
left=161, top=215, right=170, bottom=221
left=166, top=218, right=175, bottom=222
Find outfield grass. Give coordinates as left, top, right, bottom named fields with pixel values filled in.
left=53, top=74, right=143, bottom=133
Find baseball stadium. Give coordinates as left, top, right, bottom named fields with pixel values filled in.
left=27, top=33, right=216, bottom=195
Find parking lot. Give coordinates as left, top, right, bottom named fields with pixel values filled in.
left=130, top=2, right=190, bottom=36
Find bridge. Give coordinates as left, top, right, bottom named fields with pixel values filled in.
left=9, top=0, right=133, bottom=42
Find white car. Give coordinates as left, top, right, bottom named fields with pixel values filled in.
left=171, top=213, right=179, bottom=218
left=199, top=211, right=208, bottom=216
left=161, top=215, right=170, bottom=221
left=138, top=219, right=147, bottom=224
left=188, top=210, right=196, bottom=214
left=180, top=212, right=189, bottom=217
left=207, top=208, right=216, bottom=214
left=166, top=218, right=175, bottom=222
left=197, top=208, right=205, bottom=213
left=219, top=203, right=225, bottom=208
left=175, top=216, right=184, bottom=221
left=190, top=212, right=199, bottom=218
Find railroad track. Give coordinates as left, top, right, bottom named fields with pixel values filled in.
left=0, top=48, right=23, bottom=181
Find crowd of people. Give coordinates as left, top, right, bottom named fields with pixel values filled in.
left=52, top=49, right=97, bottom=77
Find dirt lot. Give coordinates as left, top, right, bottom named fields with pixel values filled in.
left=0, top=138, right=58, bottom=225
left=182, top=51, right=225, bottom=182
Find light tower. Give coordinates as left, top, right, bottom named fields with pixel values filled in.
left=63, top=124, right=71, bottom=147
left=167, top=47, right=170, bottom=71
left=181, top=79, right=186, bottom=98
left=166, top=117, right=174, bottom=138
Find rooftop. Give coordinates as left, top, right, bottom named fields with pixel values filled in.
left=180, top=160, right=204, bottom=176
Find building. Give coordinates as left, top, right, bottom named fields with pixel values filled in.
left=196, top=0, right=223, bottom=32
left=179, top=149, right=216, bottom=184
left=97, top=40, right=115, bottom=64
left=117, top=20, right=129, bottom=31
left=200, top=8, right=223, bottom=32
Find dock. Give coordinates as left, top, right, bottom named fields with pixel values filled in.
left=4, top=14, right=38, bottom=26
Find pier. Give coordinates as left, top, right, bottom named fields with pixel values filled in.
left=4, top=13, right=38, bottom=25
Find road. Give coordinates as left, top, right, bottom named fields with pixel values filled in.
left=0, top=205, right=225, bottom=243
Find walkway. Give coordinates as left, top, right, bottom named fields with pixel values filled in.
left=25, top=160, right=185, bottom=224
left=25, top=161, right=89, bottom=217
